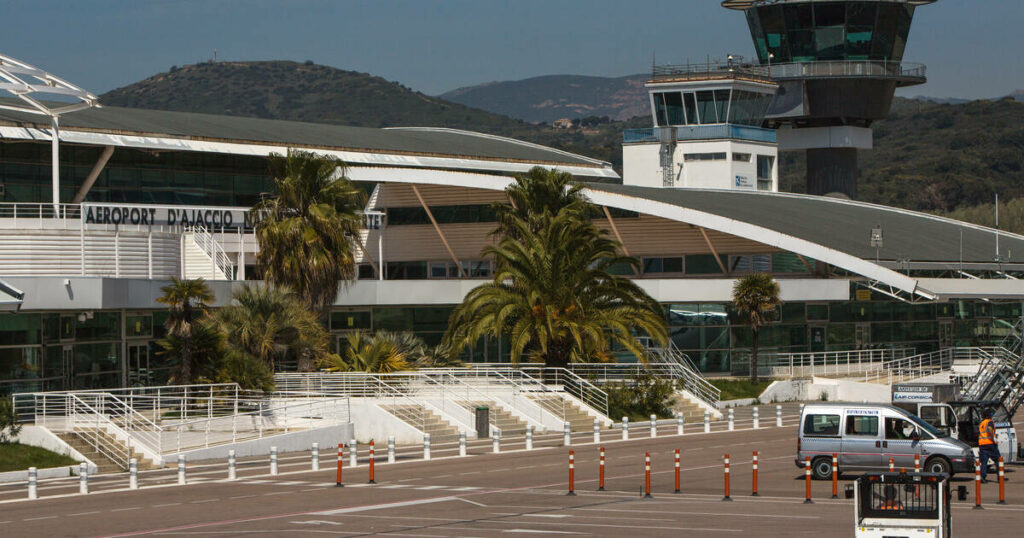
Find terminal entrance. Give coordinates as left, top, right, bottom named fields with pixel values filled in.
left=127, top=342, right=151, bottom=387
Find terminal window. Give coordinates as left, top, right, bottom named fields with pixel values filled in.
left=683, top=153, right=727, bottom=162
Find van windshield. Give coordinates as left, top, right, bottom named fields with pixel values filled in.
left=905, top=413, right=942, bottom=438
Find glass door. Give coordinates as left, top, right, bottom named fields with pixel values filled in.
left=938, top=321, right=953, bottom=348
left=62, top=346, right=74, bottom=390
left=854, top=323, right=871, bottom=349
left=809, top=326, right=826, bottom=352
left=127, top=342, right=151, bottom=387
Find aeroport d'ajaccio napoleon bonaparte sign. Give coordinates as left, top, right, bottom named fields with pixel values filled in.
left=82, top=204, right=258, bottom=230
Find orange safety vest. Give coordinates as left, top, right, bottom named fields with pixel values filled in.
left=880, top=500, right=904, bottom=510
left=979, top=418, right=995, bottom=446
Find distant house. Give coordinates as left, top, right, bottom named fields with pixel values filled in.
left=552, top=118, right=574, bottom=129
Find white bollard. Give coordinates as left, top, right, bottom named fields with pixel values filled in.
left=704, top=411, right=710, bottom=433
left=177, top=455, right=186, bottom=485
left=593, top=419, right=600, bottom=444
left=753, top=407, right=760, bottom=430
left=270, top=446, right=279, bottom=475
left=650, top=414, right=658, bottom=438
left=728, top=408, right=735, bottom=431
left=776, top=405, right=783, bottom=427
left=28, top=467, right=38, bottom=500
left=312, top=442, right=320, bottom=471
left=622, top=417, right=629, bottom=440
left=677, top=414, right=684, bottom=435
left=799, top=403, right=805, bottom=415
left=423, top=433, right=431, bottom=461
left=564, top=422, right=572, bottom=446
left=492, top=430, right=501, bottom=453
left=129, top=458, right=138, bottom=490
left=349, top=439, right=357, bottom=469
left=388, top=436, right=396, bottom=463
left=79, top=462, right=89, bottom=494
left=525, top=426, right=533, bottom=450
left=228, top=450, right=237, bottom=480
left=459, top=432, right=467, bottom=457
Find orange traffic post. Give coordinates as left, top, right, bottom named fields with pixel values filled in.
left=974, top=459, right=983, bottom=509
left=598, top=447, right=606, bottom=491
left=804, top=456, right=813, bottom=504
left=644, top=452, right=652, bottom=499
left=368, top=440, right=376, bottom=484
left=568, top=450, right=576, bottom=496
left=831, top=453, right=838, bottom=499
left=998, top=457, right=1006, bottom=505
left=723, top=453, right=731, bottom=501
left=335, top=443, right=343, bottom=488
left=889, top=457, right=895, bottom=472
left=674, top=449, right=681, bottom=494
left=914, top=453, right=920, bottom=473
left=751, top=451, right=758, bottom=496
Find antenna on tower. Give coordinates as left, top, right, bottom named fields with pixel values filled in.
left=213, top=49, right=218, bottom=62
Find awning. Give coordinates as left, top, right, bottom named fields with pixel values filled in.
left=916, top=278, right=1024, bottom=300
left=0, top=279, right=24, bottom=312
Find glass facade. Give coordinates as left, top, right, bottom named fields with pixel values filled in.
left=745, top=2, right=915, bottom=63
left=652, top=89, right=772, bottom=127
left=0, top=142, right=274, bottom=206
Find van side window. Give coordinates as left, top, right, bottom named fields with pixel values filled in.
left=885, top=417, right=916, bottom=440
left=845, top=415, right=878, bottom=436
left=803, top=414, right=840, bottom=436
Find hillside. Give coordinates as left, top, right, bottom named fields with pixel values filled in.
left=101, top=61, right=539, bottom=132
left=440, top=74, right=649, bottom=123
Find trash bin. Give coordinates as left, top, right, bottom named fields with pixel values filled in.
left=475, top=406, right=489, bottom=438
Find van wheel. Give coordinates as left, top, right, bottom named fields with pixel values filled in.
left=925, top=457, right=951, bottom=475
left=811, top=457, right=833, bottom=480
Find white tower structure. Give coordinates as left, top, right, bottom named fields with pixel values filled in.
left=622, top=59, right=779, bottom=192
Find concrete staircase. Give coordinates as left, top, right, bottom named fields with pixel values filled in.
left=182, top=233, right=227, bottom=280
left=671, top=393, right=716, bottom=422
left=380, top=404, right=461, bottom=443
left=530, top=395, right=594, bottom=431
left=460, top=401, right=528, bottom=436
left=57, top=429, right=159, bottom=474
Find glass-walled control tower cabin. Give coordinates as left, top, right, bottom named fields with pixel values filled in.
left=622, top=61, right=779, bottom=191
left=723, top=0, right=936, bottom=198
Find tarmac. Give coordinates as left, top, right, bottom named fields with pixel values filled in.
left=2, top=403, right=1021, bottom=537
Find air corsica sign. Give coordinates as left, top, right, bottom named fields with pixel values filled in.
left=81, top=204, right=255, bottom=230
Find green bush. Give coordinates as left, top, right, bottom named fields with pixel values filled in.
left=216, top=352, right=276, bottom=393
left=0, top=397, right=21, bottom=443
left=606, top=371, right=676, bottom=422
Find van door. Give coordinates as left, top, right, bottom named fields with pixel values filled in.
left=883, top=415, right=923, bottom=469
left=919, top=404, right=958, bottom=438
left=841, top=412, right=882, bottom=469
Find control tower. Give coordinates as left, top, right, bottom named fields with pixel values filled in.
left=722, top=0, right=937, bottom=198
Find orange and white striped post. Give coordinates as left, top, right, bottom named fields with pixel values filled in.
left=368, top=440, right=376, bottom=484
left=914, top=453, right=920, bottom=473
left=644, top=452, right=652, bottom=498
left=335, top=443, right=343, bottom=488
left=804, top=456, right=813, bottom=504
left=974, top=459, right=983, bottom=509
left=598, top=446, right=606, bottom=491
left=675, top=449, right=681, bottom=494
left=568, top=450, right=576, bottom=496
left=723, top=453, right=731, bottom=501
left=831, top=453, right=838, bottom=499
left=569, top=448, right=577, bottom=495
left=751, top=451, right=758, bottom=496
left=889, top=457, right=895, bottom=472
left=998, top=457, right=1006, bottom=505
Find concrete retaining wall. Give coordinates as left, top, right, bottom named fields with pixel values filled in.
left=174, top=423, right=353, bottom=462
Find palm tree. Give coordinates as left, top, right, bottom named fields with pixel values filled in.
left=444, top=204, right=667, bottom=368
left=732, top=273, right=781, bottom=383
left=494, top=166, right=589, bottom=238
left=155, top=278, right=219, bottom=384
left=320, top=331, right=420, bottom=373
left=210, top=284, right=332, bottom=372
left=253, top=149, right=365, bottom=314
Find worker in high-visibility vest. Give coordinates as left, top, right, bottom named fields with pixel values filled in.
left=978, top=409, right=1000, bottom=483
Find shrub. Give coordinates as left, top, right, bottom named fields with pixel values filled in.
left=0, top=397, right=21, bottom=443
left=606, top=371, right=676, bottom=421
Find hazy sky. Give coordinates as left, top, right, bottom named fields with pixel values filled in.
left=4, top=0, right=1022, bottom=99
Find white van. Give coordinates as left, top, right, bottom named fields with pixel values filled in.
left=798, top=403, right=975, bottom=479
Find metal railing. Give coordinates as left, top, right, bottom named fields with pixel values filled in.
left=652, top=61, right=771, bottom=81
left=732, top=347, right=915, bottom=378
left=768, top=60, right=926, bottom=83
left=623, top=124, right=777, bottom=144
left=186, top=223, right=235, bottom=280
left=14, top=383, right=351, bottom=467
left=644, top=341, right=721, bottom=410
left=0, top=202, right=81, bottom=221
left=456, top=366, right=609, bottom=418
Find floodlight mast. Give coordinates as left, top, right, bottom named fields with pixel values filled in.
left=0, top=54, right=100, bottom=212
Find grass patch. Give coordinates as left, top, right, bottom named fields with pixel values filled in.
left=0, top=443, right=79, bottom=473
left=710, top=379, right=773, bottom=401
